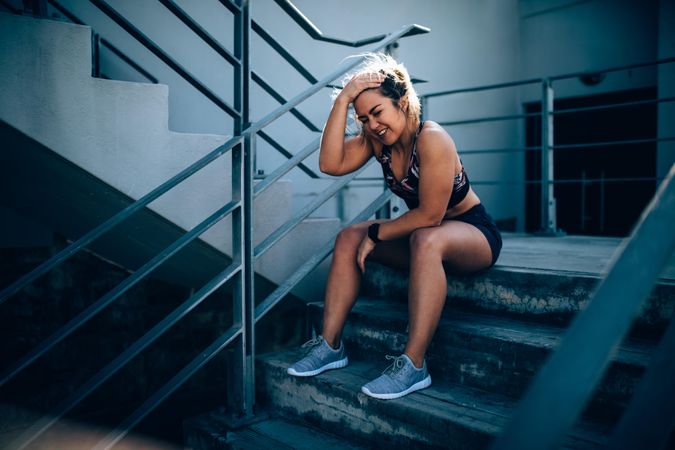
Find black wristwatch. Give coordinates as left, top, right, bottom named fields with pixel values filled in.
left=367, top=223, right=382, bottom=243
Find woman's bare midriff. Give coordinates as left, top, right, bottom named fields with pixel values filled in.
left=443, top=188, right=481, bottom=219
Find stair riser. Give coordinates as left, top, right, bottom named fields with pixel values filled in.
left=256, top=359, right=494, bottom=450
left=362, top=264, right=675, bottom=329
left=307, top=305, right=642, bottom=424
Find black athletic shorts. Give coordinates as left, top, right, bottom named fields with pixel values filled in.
left=447, top=203, right=502, bottom=267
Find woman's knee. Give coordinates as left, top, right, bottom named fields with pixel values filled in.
left=334, top=224, right=366, bottom=254
left=409, top=227, right=444, bottom=257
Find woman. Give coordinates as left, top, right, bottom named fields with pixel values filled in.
left=287, top=53, right=502, bottom=400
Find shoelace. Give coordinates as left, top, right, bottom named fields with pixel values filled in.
left=382, top=354, right=407, bottom=375
left=300, top=337, right=323, bottom=353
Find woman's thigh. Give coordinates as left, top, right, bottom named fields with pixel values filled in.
left=411, top=220, right=493, bottom=274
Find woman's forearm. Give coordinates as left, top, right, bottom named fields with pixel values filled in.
left=376, top=207, right=443, bottom=241
left=319, top=97, right=350, bottom=174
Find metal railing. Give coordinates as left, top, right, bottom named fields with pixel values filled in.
left=420, top=56, right=675, bottom=235
left=491, top=163, right=675, bottom=450
left=1, top=1, right=429, bottom=448
left=45, top=0, right=389, bottom=176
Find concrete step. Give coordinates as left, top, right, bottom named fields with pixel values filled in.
left=361, top=234, right=675, bottom=330
left=256, top=349, right=608, bottom=450
left=184, top=413, right=368, bottom=450
left=306, top=299, right=655, bottom=426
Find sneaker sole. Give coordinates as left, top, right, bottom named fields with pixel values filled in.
left=361, top=375, right=432, bottom=400
left=287, top=357, right=349, bottom=377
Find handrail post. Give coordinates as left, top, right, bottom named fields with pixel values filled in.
left=226, top=0, right=255, bottom=425
left=539, top=78, right=559, bottom=235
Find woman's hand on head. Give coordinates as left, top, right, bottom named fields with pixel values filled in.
left=338, top=72, right=385, bottom=104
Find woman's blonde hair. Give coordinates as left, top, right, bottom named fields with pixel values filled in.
left=333, top=53, right=421, bottom=135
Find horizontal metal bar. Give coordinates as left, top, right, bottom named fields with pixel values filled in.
left=491, top=164, right=675, bottom=450
left=254, top=160, right=374, bottom=259
left=217, top=0, right=240, bottom=15
left=552, top=96, right=675, bottom=116
left=439, top=112, right=540, bottom=127
left=249, top=24, right=427, bottom=135
left=254, top=136, right=321, bottom=197
left=0, top=200, right=240, bottom=387
left=549, top=56, right=675, bottom=82
left=252, top=70, right=320, bottom=132
left=471, top=177, right=661, bottom=186
left=424, top=56, right=675, bottom=100
left=255, top=190, right=392, bottom=323
left=251, top=20, right=317, bottom=84
left=0, top=135, right=241, bottom=304
left=95, top=324, right=242, bottom=450
left=100, top=38, right=158, bottom=83
left=10, top=263, right=242, bottom=450
left=159, top=0, right=240, bottom=68
left=423, top=77, right=543, bottom=98
left=553, top=136, right=675, bottom=150
left=258, top=131, right=320, bottom=179
left=47, top=0, right=84, bottom=24
left=460, top=146, right=542, bottom=155
left=89, top=0, right=240, bottom=119
left=273, top=0, right=388, bottom=47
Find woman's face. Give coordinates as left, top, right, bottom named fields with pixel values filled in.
left=354, top=89, right=407, bottom=145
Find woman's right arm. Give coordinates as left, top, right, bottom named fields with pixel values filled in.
left=319, top=73, right=383, bottom=176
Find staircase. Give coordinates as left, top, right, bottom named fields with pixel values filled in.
left=185, top=234, right=675, bottom=449
left=0, top=12, right=339, bottom=298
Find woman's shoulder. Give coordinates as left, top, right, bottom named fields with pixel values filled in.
left=416, top=120, right=457, bottom=157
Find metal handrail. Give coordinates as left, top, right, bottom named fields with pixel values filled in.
left=0, top=18, right=426, bottom=305
left=438, top=111, right=540, bottom=127
left=89, top=0, right=240, bottom=119
left=251, top=71, right=321, bottom=132
left=0, top=135, right=243, bottom=305
left=158, top=0, right=239, bottom=67
left=254, top=137, right=322, bottom=195
left=90, top=189, right=393, bottom=450
left=258, top=131, right=320, bottom=178
left=251, top=19, right=318, bottom=84
left=272, top=0, right=388, bottom=47
left=491, top=163, right=675, bottom=450
left=10, top=259, right=243, bottom=450
left=254, top=160, right=375, bottom=259
left=3, top=13, right=429, bottom=446
left=0, top=199, right=240, bottom=386
left=422, top=56, right=675, bottom=99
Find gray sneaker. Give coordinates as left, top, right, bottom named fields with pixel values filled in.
left=287, top=335, right=349, bottom=377
left=361, top=354, right=432, bottom=399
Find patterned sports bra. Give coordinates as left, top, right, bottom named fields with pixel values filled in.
left=377, top=121, right=470, bottom=210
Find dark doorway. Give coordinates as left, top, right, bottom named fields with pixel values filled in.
left=525, top=87, right=657, bottom=237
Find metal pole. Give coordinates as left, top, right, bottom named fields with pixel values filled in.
left=92, top=33, right=101, bottom=78
left=600, top=170, right=605, bottom=233
left=540, top=79, right=558, bottom=234
left=580, top=170, right=586, bottom=232
left=226, top=0, right=254, bottom=425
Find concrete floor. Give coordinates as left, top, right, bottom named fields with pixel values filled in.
left=497, top=233, right=675, bottom=281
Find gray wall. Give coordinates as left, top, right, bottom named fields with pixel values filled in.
left=7, top=0, right=669, bottom=232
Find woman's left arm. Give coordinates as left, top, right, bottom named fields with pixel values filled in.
left=356, top=127, right=456, bottom=272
